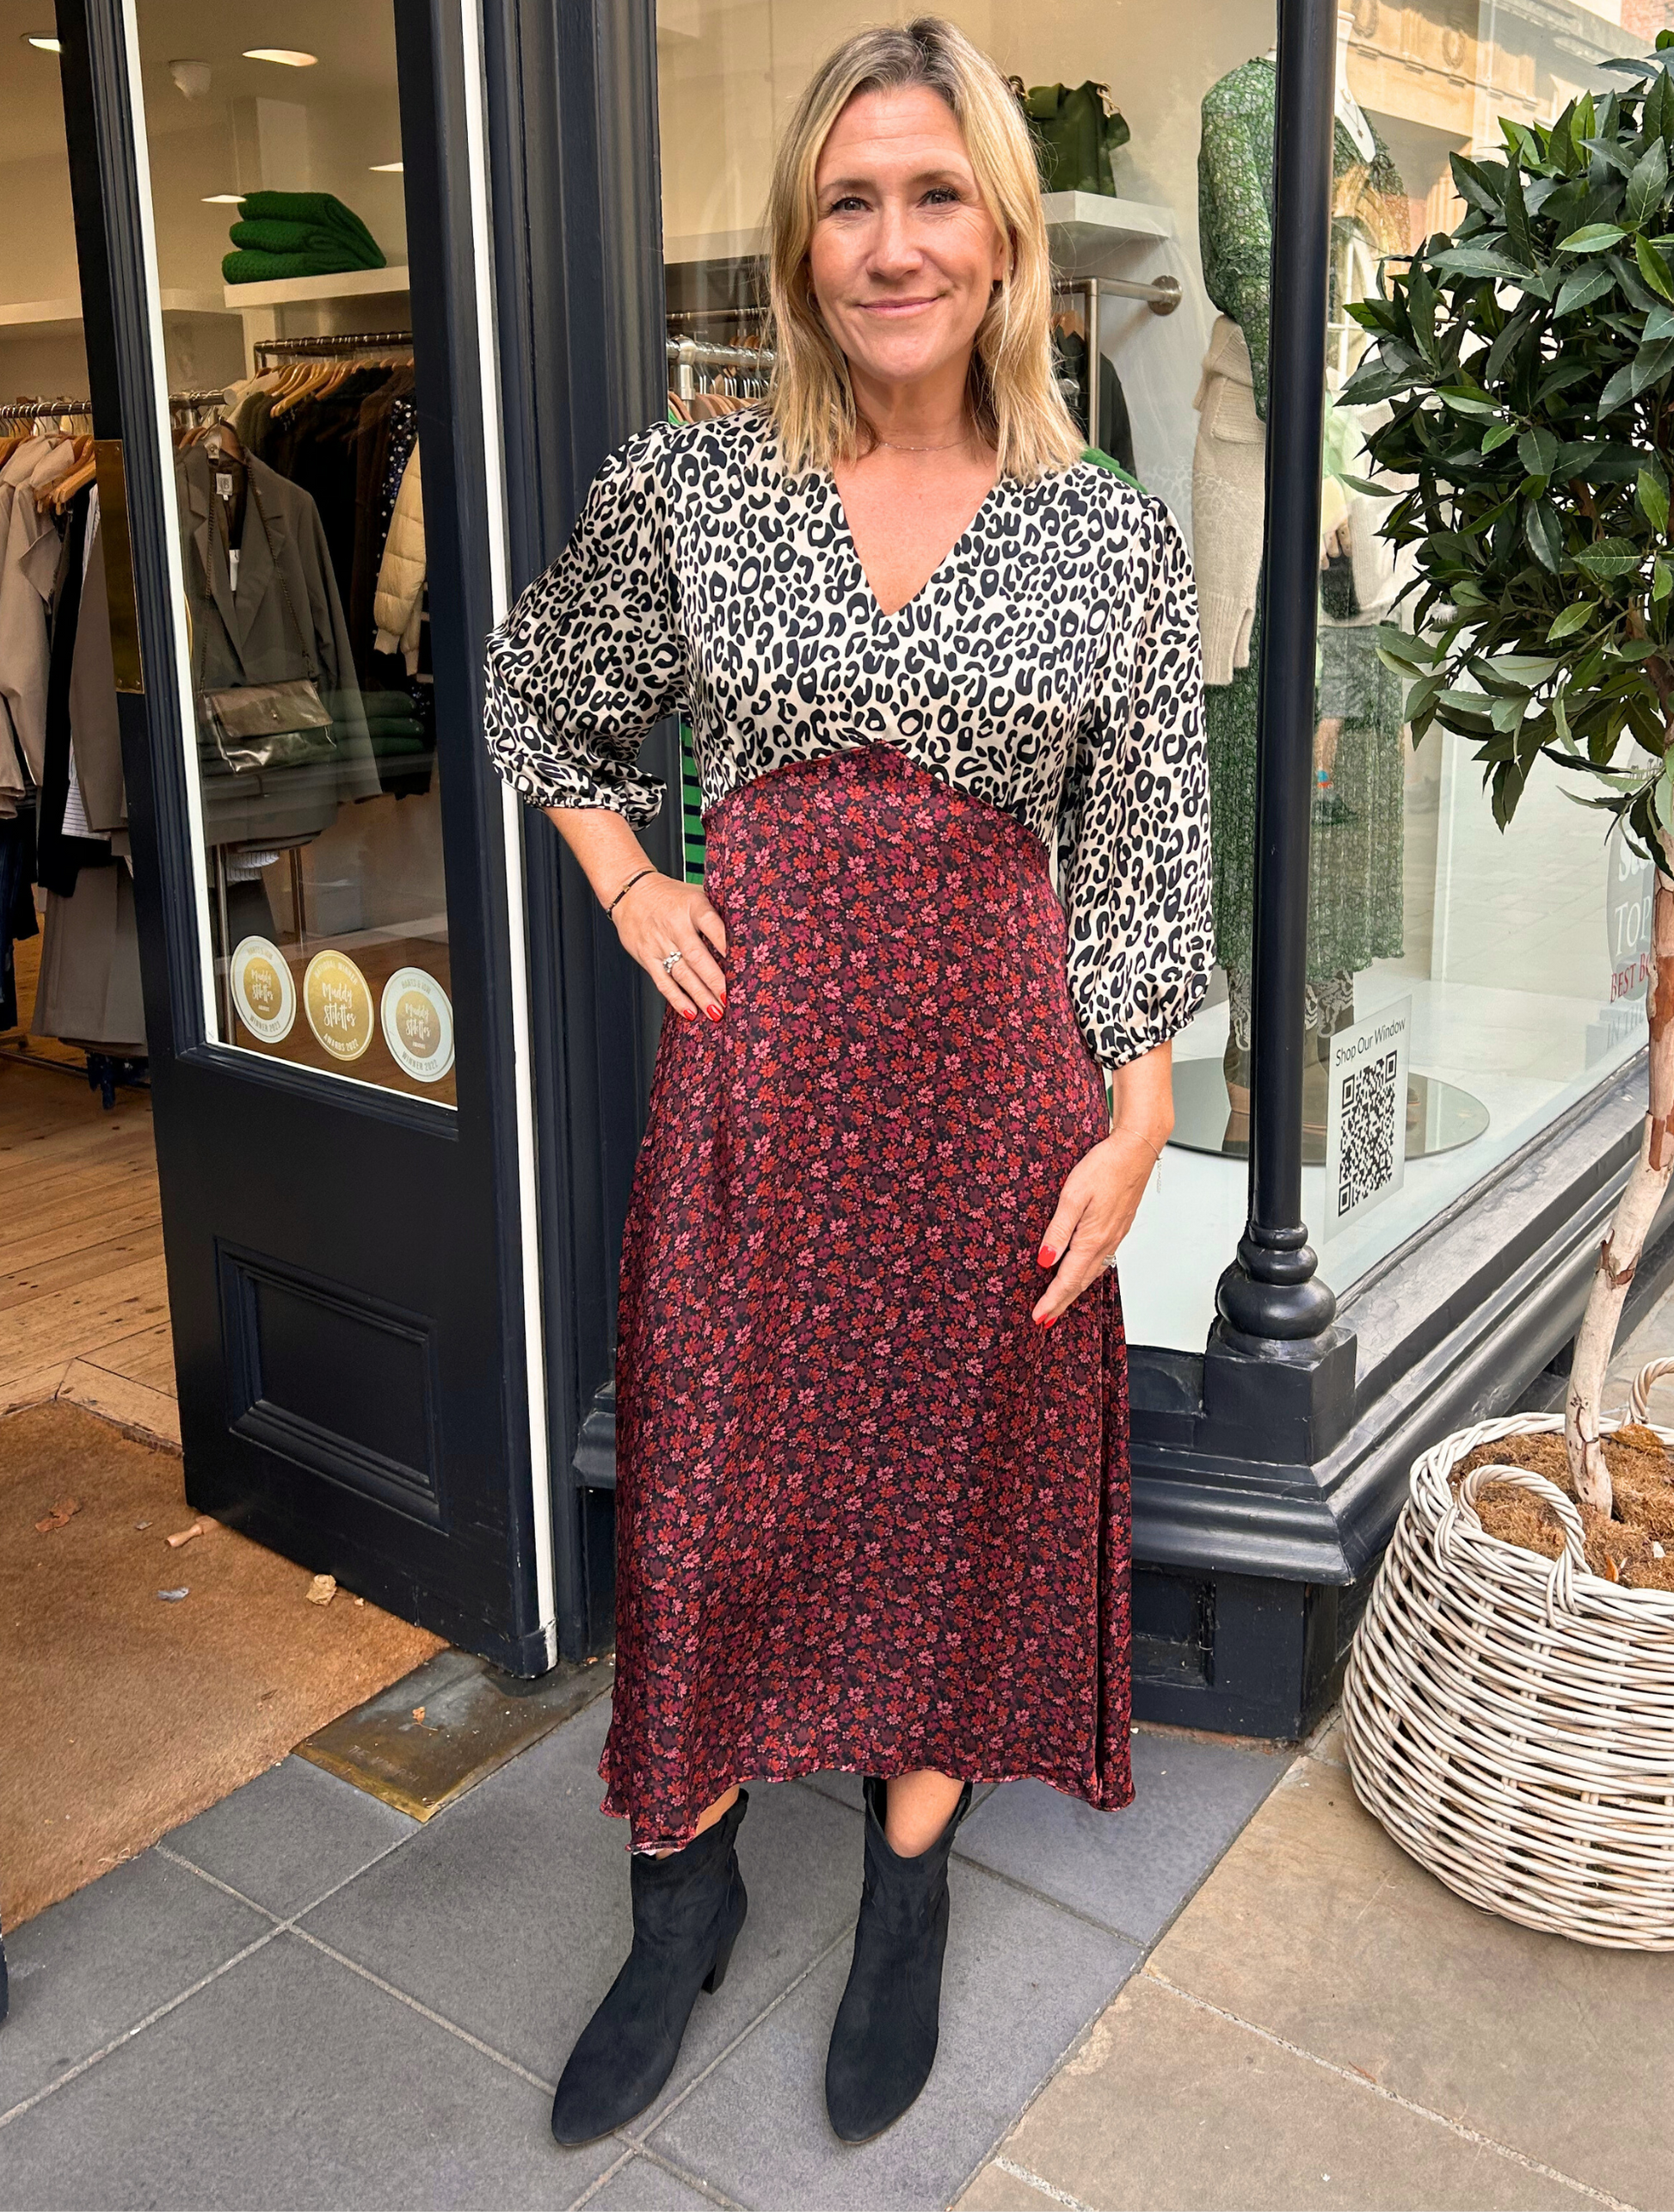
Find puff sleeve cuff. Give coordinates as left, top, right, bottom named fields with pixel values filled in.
left=483, top=427, right=683, bottom=823
left=1059, top=499, right=1214, bottom=1072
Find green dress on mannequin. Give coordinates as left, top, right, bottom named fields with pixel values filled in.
left=1196, top=57, right=1408, bottom=1076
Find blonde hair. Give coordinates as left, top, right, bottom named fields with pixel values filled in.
left=764, top=16, right=1084, bottom=482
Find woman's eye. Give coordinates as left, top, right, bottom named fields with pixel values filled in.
left=923, top=186, right=962, bottom=206
left=826, top=194, right=868, bottom=214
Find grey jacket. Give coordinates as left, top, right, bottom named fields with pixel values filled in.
left=177, top=445, right=378, bottom=848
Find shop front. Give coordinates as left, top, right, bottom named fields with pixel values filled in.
left=14, top=0, right=1672, bottom=1740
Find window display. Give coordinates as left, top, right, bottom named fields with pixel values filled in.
left=656, top=0, right=1663, bottom=1349
left=127, top=8, right=455, bottom=1102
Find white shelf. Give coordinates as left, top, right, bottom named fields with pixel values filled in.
left=663, top=227, right=761, bottom=268
left=0, top=296, right=83, bottom=331
left=1042, top=192, right=1174, bottom=271
left=161, top=287, right=236, bottom=316
left=221, top=265, right=411, bottom=310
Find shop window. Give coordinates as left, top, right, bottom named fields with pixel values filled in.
left=655, top=0, right=1665, bottom=1350
left=127, top=9, right=455, bottom=1103
left=1286, top=3, right=1655, bottom=1293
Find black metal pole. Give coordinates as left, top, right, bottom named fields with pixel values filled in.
left=1215, top=0, right=1339, bottom=1343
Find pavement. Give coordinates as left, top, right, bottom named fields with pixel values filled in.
left=3, top=1293, right=1673, bottom=2209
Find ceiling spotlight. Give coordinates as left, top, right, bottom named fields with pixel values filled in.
left=243, top=47, right=316, bottom=66
left=202, top=194, right=244, bottom=205
left=169, top=58, right=212, bottom=98
left=368, top=161, right=403, bottom=173
left=22, top=33, right=62, bottom=52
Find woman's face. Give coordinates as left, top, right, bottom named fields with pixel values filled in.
left=807, top=85, right=1007, bottom=400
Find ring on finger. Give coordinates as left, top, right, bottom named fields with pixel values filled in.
left=661, top=948, right=684, bottom=976
left=1105, top=1250, right=1119, bottom=1270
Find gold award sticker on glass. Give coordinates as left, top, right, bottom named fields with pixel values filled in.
left=230, top=935, right=296, bottom=1044
left=304, top=949, right=375, bottom=1063
left=380, top=966, right=456, bottom=1084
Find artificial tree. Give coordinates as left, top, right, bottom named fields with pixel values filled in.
left=1345, top=35, right=1674, bottom=1519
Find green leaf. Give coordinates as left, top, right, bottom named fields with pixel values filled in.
left=1406, top=261, right=1438, bottom=360
left=1547, top=601, right=1598, bottom=639
left=1575, top=536, right=1644, bottom=580
left=1555, top=262, right=1616, bottom=316
left=1646, top=302, right=1674, bottom=343
left=1626, top=136, right=1670, bottom=229
left=1449, top=152, right=1505, bottom=216
left=1634, top=333, right=1674, bottom=392
left=1526, top=501, right=1564, bottom=571
left=1518, top=427, right=1560, bottom=478
left=1559, top=222, right=1630, bottom=250
left=1657, top=557, right=1674, bottom=602
left=1430, top=245, right=1530, bottom=281
left=1638, top=232, right=1674, bottom=299
left=1438, top=386, right=1499, bottom=416
left=1639, top=466, right=1671, bottom=532
left=1481, top=420, right=1517, bottom=453
left=1503, top=160, right=1536, bottom=265
left=1598, top=361, right=1638, bottom=414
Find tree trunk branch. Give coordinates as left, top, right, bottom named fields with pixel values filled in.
left=1566, top=861, right=1674, bottom=1516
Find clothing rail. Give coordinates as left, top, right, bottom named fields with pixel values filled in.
left=169, top=390, right=229, bottom=410
left=254, top=330, right=415, bottom=361
left=0, top=397, right=90, bottom=422
left=1051, top=274, right=1181, bottom=456
left=666, top=335, right=774, bottom=404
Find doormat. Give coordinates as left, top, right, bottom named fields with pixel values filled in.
left=0, top=1400, right=446, bottom=1927
left=298, top=1647, right=615, bottom=1821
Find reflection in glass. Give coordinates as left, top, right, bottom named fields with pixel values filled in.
left=132, top=9, right=453, bottom=1102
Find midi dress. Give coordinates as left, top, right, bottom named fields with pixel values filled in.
left=483, top=407, right=1213, bottom=1850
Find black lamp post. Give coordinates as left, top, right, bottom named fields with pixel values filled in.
left=1215, top=0, right=1341, bottom=1346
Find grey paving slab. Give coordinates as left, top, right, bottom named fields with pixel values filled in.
left=581, top=2153, right=733, bottom=2210
left=1153, top=1763, right=1674, bottom=2212
left=954, top=1730, right=1289, bottom=1944
left=302, top=1694, right=865, bottom=2120
left=0, top=1930, right=612, bottom=2210
left=0, top=1848, right=270, bottom=2112
left=163, top=1753, right=417, bottom=1917
left=958, top=1975, right=1591, bottom=2212
left=649, top=1857, right=1142, bottom=2212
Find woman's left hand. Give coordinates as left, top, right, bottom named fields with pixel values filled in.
left=1031, top=1040, right=1174, bottom=1327
left=1031, top=1131, right=1158, bottom=1326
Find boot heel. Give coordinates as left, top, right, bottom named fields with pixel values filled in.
left=701, top=1925, right=738, bottom=1995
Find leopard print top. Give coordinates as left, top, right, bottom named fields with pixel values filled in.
left=483, top=406, right=1212, bottom=1071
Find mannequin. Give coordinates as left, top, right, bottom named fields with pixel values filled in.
left=1194, top=15, right=1407, bottom=1129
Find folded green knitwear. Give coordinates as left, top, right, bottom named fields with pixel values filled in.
left=229, top=218, right=382, bottom=262
left=223, top=248, right=380, bottom=284
left=235, top=191, right=385, bottom=268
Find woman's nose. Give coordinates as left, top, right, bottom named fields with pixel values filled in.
left=866, top=202, right=922, bottom=277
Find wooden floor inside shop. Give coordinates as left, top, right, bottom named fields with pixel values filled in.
left=0, top=930, right=177, bottom=1449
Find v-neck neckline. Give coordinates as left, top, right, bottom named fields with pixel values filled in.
left=822, top=467, right=1005, bottom=622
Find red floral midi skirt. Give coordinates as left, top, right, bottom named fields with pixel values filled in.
left=600, top=743, right=1134, bottom=1849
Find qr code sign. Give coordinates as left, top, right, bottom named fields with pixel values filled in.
left=1336, top=1050, right=1400, bottom=1217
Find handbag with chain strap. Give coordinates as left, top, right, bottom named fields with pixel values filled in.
left=197, top=473, right=339, bottom=775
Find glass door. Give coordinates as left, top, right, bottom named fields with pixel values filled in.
left=58, top=0, right=554, bottom=1669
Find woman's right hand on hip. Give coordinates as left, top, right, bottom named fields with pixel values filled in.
left=613, top=872, right=729, bottom=1023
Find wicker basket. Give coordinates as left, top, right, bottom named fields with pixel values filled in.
left=1341, top=1360, right=1674, bottom=1949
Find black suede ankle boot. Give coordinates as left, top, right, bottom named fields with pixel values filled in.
left=550, top=1790, right=748, bottom=2146
left=824, top=1776, right=973, bottom=2143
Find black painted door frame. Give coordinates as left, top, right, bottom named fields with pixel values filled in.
left=54, top=0, right=557, bottom=1672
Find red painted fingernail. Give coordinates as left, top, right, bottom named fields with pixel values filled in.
left=1038, top=1247, right=1057, bottom=1266
left=706, top=1004, right=723, bottom=1021
left=680, top=1007, right=697, bottom=1022
left=1043, top=1315, right=1059, bottom=1328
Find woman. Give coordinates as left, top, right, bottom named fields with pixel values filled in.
left=484, top=15, right=1211, bottom=2149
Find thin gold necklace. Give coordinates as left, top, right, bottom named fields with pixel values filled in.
left=860, top=421, right=975, bottom=454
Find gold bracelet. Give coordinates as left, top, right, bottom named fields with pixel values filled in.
left=1115, top=1126, right=1165, bottom=1168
